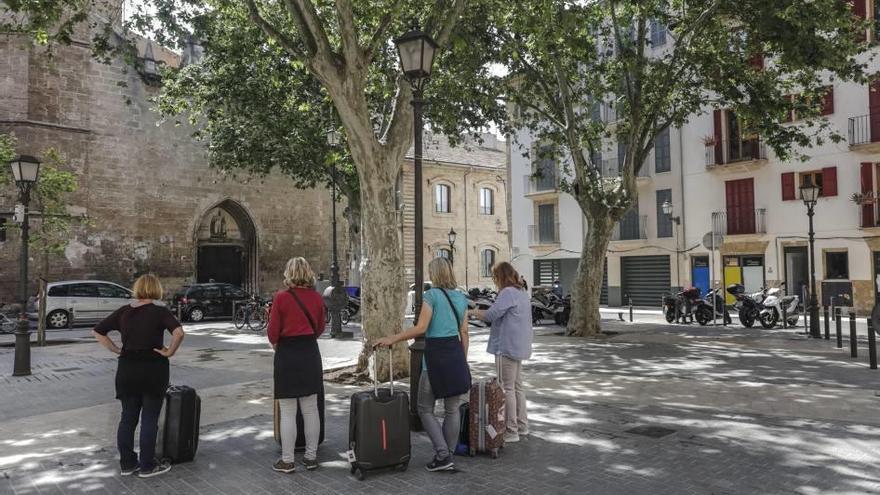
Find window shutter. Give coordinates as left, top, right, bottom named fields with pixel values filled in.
left=781, top=172, right=795, bottom=201
left=861, top=162, right=874, bottom=227
left=822, top=167, right=837, bottom=197
left=852, top=0, right=868, bottom=41
left=713, top=109, right=724, bottom=165
left=748, top=53, right=764, bottom=71
left=820, top=86, right=834, bottom=116
left=784, top=95, right=794, bottom=123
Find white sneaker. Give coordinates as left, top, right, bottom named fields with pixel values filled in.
left=503, top=432, right=520, bottom=443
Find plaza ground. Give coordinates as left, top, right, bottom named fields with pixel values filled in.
left=1, top=317, right=880, bottom=494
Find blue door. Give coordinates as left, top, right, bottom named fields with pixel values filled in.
left=691, top=256, right=710, bottom=297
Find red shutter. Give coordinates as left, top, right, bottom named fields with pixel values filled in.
left=784, top=95, right=794, bottom=123
left=713, top=109, right=724, bottom=165
left=749, top=53, right=764, bottom=71
left=822, top=167, right=837, bottom=197
left=820, top=86, right=834, bottom=116
left=861, top=162, right=874, bottom=227
left=852, top=0, right=868, bottom=41
left=781, top=172, right=795, bottom=200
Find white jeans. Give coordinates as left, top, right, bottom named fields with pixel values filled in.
left=497, top=355, right=528, bottom=435
left=278, top=394, right=319, bottom=462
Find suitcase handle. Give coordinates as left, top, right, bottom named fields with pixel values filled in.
left=372, top=346, right=394, bottom=396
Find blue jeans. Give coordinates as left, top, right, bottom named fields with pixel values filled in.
left=118, top=394, right=164, bottom=471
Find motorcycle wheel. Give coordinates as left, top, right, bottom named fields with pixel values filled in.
left=695, top=307, right=712, bottom=326
left=664, top=308, right=676, bottom=323
left=740, top=310, right=756, bottom=328
left=759, top=310, right=778, bottom=329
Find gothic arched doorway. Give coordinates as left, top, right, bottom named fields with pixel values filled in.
left=195, top=200, right=258, bottom=293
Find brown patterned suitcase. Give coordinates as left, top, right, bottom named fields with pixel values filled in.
left=468, top=376, right=505, bottom=458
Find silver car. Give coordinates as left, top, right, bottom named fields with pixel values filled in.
left=37, top=280, right=133, bottom=329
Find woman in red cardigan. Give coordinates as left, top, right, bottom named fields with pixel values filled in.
left=267, top=257, right=325, bottom=473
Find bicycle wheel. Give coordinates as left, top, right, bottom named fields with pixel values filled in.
left=248, top=306, right=269, bottom=331
left=233, top=306, right=248, bottom=329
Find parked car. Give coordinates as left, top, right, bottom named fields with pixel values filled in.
left=37, top=280, right=134, bottom=329
left=168, top=283, right=251, bottom=322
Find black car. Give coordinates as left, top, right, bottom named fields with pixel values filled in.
left=169, top=283, right=251, bottom=322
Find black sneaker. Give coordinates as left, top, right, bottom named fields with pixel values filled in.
left=137, top=461, right=171, bottom=478
left=425, top=457, right=454, bottom=472
left=120, top=466, right=138, bottom=476
left=302, top=457, right=319, bottom=471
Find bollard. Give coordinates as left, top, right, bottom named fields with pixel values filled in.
left=823, top=306, right=830, bottom=340
left=850, top=311, right=858, bottom=358
left=835, top=307, right=842, bottom=349
left=869, top=319, right=878, bottom=370
left=629, top=297, right=633, bottom=323
left=782, top=305, right=788, bottom=329
left=68, top=307, right=74, bottom=330
left=178, top=303, right=182, bottom=322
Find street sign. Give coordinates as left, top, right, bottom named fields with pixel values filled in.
left=702, top=231, right=723, bottom=250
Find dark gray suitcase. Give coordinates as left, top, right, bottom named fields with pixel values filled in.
left=348, top=348, right=410, bottom=480
left=162, top=385, right=201, bottom=463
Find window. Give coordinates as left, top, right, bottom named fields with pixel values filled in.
left=825, top=251, right=849, bottom=280
left=224, top=286, right=248, bottom=299
left=481, top=249, right=496, bottom=277
left=650, top=19, right=667, bottom=46
left=434, top=184, right=450, bottom=213
left=437, top=248, right=451, bottom=260
left=199, top=287, right=222, bottom=299
left=533, top=145, right=557, bottom=191
left=69, top=284, right=98, bottom=298
left=800, top=171, right=824, bottom=197
left=617, top=139, right=628, bottom=172
left=656, top=189, right=673, bottom=238
left=480, top=187, right=494, bottom=215
left=98, top=284, right=130, bottom=299
left=48, top=285, right=69, bottom=297
left=654, top=128, right=671, bottom=173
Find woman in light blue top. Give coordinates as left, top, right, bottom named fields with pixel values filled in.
left=375, top=257, right=469, bottom=472
left=471, top=261, right=532, bottom=443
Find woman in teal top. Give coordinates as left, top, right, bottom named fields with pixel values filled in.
left=376, top=257, right=470, bottom=472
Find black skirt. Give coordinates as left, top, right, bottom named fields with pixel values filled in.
left=424, top=336, right=471, bottom=399
left=274, top=335, right=323, bottom=399
left=115, top=350, right=169, bottom=399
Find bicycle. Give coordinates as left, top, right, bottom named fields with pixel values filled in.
left=233, top=297, right=270, bottom=331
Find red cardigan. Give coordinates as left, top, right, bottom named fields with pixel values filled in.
left=267, top=288, right=326, bottom=344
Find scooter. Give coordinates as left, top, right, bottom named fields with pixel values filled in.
left=531, top=286, right=565, bottom=325
left=726, top=283, right=761, bottom=328
left=663, top=287, right=701, bottom=323
left=759, top=283, right=800, bottom=329
left=693, top=288, right=731, bottom=326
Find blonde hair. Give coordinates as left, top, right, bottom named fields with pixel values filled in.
left=428, top=257, right=457, bottom=289
left=133, top=274, right=163, bottom=300
left=283, top=257, right=316, bottom=288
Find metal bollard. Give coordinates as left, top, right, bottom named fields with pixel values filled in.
left=835, top=307, right=842, bottom=349
left=850, top=311, right=858, bottom=358
left=823, top=306, right=830, bottom=340
left=869, top=319, right=878, bottom=370
left=68, top=307, right=74, bottom=330
left=782, top=305, right=788, bottom=329
left=629, top=297, right=633, bottom=323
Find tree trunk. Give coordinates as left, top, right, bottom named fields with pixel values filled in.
left=355, top=161, right=408, bottom=380
left=567, top=210, right=613, bottom=337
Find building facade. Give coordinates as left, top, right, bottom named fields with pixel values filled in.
left=399, top=132, right=509, bottom=289
left=510, top=10, right=880, bottom=314
left=0, top=33, right=344, bottom=301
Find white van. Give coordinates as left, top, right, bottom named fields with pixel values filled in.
left=37, top=280, right=133, bottom=329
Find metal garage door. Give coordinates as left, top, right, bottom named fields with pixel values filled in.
left=600, top=260, right=608, bottom=305
left=621, top=255, right=670, bottom=306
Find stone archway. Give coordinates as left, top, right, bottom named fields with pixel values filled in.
left=194, top=200, right=258, bottom=293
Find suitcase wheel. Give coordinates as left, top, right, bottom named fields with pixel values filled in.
left=396, top=462, right=409, bottom=472
left=491, top=449, right=499, bottom=459
left=468, top=448, right=475, bottom=457
left=353, top=468, right=366, bottom=481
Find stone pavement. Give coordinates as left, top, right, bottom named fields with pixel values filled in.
left=2, top=320, right=880, bottom=494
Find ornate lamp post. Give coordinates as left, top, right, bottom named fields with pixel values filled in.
left=9, top=155, right=41, bottom=376
left=447, top=228, right=457, bottom=266
left=800, top=176, right=821, bottom=338
left=395, top=24, right=437, bottom=432
left=662, top=200, right=681, bottom=289
left=325, top=129, right=351, bottom=339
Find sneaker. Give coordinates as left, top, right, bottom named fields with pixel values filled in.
left=137, top=461, right=171, bottom=478
left=272, top=459, right=296, bottom=473
left=302, top=457, right=319, bottom=471
left=518, top=429, right=530, bottom=437
left=425, top=457, right=454, bottom=472
left=503, top=432, right=521, bottom=443
left=120, top=466, right=138, bottom=476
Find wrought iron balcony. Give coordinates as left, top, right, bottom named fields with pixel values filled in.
left=528, top=223, right=560, bottom=245
left=612, top=214, right=647, bottom=241
left=523, top=173, right=559, bottom=196
left=711, top=208, right=766, bottom=236
left=848, top=114, right=880, bottom=148
left=705, top=138, right=767, bottom=168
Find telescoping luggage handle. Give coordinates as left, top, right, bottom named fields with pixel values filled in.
left=372, top=346, right=394, bottom=396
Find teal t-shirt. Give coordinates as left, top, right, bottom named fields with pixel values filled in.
left=422, top=288, right=468, bottom=370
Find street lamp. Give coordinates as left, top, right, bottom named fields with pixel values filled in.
left=661, top=200, right=682, bottom=290
left=325, top=129, right=351, bottom=339
left=9, top=155, right=41, bottom=377
left=396, top=24, right=437, bottom=432
left=447, top=228, right=457, bottom=265
left=800, top=176, right=821, bottom=338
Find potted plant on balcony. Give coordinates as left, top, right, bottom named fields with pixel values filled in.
left=702, top=135, right=717, bottom=147
left=851, top=191, right=875, bottom=205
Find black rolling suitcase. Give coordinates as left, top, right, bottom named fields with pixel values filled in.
left=162, top=385, right=201, bottom=463
left=348, top=347, right=410, bottom=480
left=273, top=384, right=326, bottom=450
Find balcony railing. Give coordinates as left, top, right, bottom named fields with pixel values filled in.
left=523, top=173, right=559, bottom=195
left=705, top=138, right=767, bottom=167
left=711, top=208, right=766, bottom=236
left=595, top=157, right=649, bottom=179
left=612, top=214, right=647, bottom=241
left=529, top=223, right=560, bottom=245
left=848, top=114, right=880, bottom=146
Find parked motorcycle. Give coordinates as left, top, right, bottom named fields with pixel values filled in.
left=663, top=287, right=702, bottom=323
left=726, top=283, right=761, bottom=328
left=693, top=288, right=731, bottom=326
left=759, top=283, right=800, bottom=329
left=467, top=288, right=496, bottom=327
left=531, top=286, right=565, bottom=325
left=554, top=295, right=572, bottom=327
